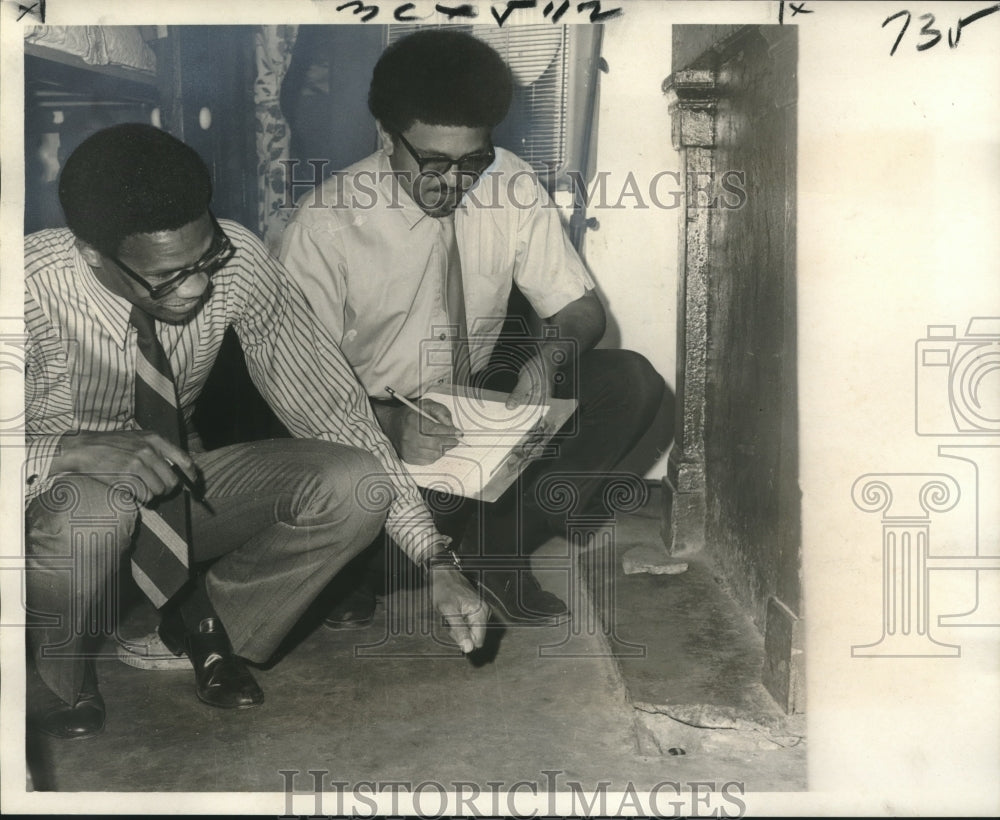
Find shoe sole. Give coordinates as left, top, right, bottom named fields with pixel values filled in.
left=33, top=723, right=106, bottom=741
left=196, top=692, right=264, bottom=709
left=116, top=632, right=190, bottom=671
left=322, top=615, right=376, bottom=630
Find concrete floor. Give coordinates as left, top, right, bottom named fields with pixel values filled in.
left=25, top=484, right=806, bottom=797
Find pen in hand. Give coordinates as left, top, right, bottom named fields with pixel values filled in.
left=385, top=386, right=465, bottom=442
left=164, top=457, right=215, bottom=514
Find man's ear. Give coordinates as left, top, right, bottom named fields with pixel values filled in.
left=375, top=121, right=394, bottom=156
left=75, top=239, right=104, bottom=268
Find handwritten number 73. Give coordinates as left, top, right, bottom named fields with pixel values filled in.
left=883, top=4, right=1000, bottom=55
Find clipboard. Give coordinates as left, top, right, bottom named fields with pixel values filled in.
left=401, top=383, right=578, bottom=503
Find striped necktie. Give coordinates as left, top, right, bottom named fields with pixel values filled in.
left=440, top=213, right=473, bottom=384
left=129, top=305, right=192, bottom=609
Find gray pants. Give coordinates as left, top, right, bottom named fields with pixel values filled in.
left=25, top=439, right=390, bottom=705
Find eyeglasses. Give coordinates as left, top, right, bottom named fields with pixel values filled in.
left=394, top=131, right=496, bottom=179
left=109, top=213, right=236, bottom=299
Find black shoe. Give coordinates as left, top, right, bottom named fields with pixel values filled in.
left=323, top=582, right=377, bottom=630
left=161, top=610, right=264, bottom=710
left=474, top=570, right=570, bottom=626
left=31, top=663, right=105, bottom=740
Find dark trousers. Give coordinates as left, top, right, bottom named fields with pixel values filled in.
left=437, top=347, right=666, bottom=563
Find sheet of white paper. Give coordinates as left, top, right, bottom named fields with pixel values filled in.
left=402, top=392, right=548, bottom=497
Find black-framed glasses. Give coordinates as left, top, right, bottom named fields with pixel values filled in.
left=394, top=131, right=496, bottom=179
left=109, top=213, right=236, bottom=299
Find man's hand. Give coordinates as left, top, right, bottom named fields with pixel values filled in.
left=429, top=565, right=489, bottom=653
left=382, top=399, right=463, bottom=465
left=49, top=430, right=198, bottom=503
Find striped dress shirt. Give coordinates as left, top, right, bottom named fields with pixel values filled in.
left=24, top=221, right=441, bottom=563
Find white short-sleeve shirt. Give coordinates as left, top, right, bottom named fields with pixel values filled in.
left=279, top=148, right=595, bottom=398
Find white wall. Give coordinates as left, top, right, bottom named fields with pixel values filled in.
left=584, top=8, right=679, bottom=480
left=797, top=5, right=1000, bottom=802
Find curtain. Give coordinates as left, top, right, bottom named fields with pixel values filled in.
left=254, top=25, right=298, bottom=253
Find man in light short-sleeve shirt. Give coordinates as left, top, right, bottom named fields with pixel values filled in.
left=281, top=30, right=665, bottom=624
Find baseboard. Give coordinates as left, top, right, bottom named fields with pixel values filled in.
left=762, top=595, right=805, bottom=714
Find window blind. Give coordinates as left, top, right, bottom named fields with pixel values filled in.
left=386, top=25, right=571, bottom=183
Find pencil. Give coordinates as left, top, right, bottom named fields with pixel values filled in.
left=164, top=457, right=215, bottom=513
left=385, top=386, right=465, bottom=441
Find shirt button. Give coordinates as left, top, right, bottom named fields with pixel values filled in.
left=438, top=333, right=446, bottom=340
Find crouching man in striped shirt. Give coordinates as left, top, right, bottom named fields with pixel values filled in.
left=24, top=123, right=486, bottom=740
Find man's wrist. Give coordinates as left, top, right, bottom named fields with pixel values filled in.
left=420, top=546, right=462, bottom=576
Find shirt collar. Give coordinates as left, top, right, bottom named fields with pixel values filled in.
left=375, top=150, right=476, bottom=232
left=71, top=243, right=137, bottom=348
left=376, top=150, right=429, bottom=230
